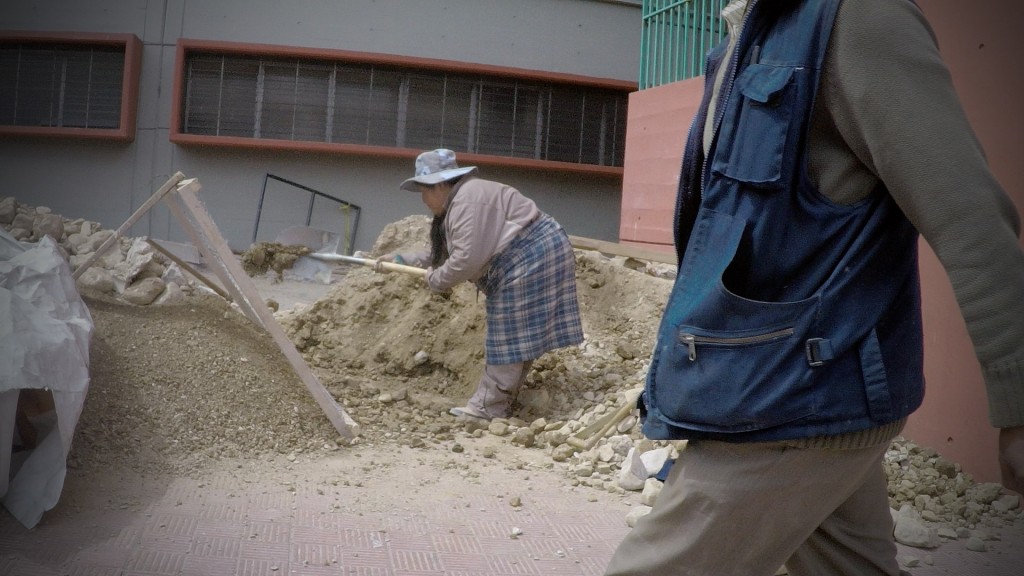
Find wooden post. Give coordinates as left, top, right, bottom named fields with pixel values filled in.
left=145, top=238, right=231, bottom=301
left=72, top=172, right=186, bottom=280
left=172, top=178, right=359, bottom=439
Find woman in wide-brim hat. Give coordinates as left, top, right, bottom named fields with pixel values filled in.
left=385, top=148, right=584, bottom=421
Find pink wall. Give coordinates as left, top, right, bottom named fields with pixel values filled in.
left=904, top=1, right=1023, bottom=483
left=618, top=78, right=703, bottom=252
left=619, top=2, right=1023, bottom=482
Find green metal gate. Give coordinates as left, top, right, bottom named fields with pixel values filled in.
left=639, top=0, right=728, bottom=89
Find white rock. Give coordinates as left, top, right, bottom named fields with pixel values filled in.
left=640, top=478, right=662, bottom=506
left=991, top=494, right=1019, bottom=513
left=893, top=505, right=939, bottom=549
left=617, top=447, right=647, bottom=491
left=616, top=414, right=637, bottom=434
left=66, top=232, right=90, bottom=254
left=161, top=262, right=190, bottom=288
left=624, top=505, right=652, bottom=528
left=641, top=446, right=672, bottom=477
left=964, top=537, right=987, bottom=552
left=122, top=277, right=166, bottom=306
left=77, top=267, right=116, bottom=294
left=154, top=282, right=185, bottom=306
left=897, top=554, right=920, bottom=568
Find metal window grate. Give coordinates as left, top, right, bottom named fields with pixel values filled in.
left=0, top=43, right=124, bottom=128
left=639, top=0, right=728, bottom=89
left=182, top=53, right=629, bottom=168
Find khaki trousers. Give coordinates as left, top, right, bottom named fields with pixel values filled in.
left=604, top=439, right=899, bottom=576
left=466, top=361, right=533, bottom=419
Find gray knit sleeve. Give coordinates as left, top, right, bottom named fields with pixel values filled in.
left=818, top=0, right=1024, bottom=427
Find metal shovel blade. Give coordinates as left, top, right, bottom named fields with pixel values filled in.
left=273, top=225, right=343, bottom=284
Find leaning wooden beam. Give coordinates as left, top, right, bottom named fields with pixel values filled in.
left=168, top=180, right=264, bottom=328
left=145, top=238, right=231, bottom=301
left=568, top=234, right=676, bottom=265
left=72, top=172, right=186, bottom=280
left=172, top=178, right=360, bottom=439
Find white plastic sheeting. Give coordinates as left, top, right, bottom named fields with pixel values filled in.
left=0, top=229, right=92, bottom=528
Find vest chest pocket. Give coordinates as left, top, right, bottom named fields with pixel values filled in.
left=711, top=64, right=802, bottom=188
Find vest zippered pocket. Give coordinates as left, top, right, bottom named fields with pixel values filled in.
left=678, top=327, right=794, bottom=361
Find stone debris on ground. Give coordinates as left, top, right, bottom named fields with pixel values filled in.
left=0, top=196, right=194, bottom=307
left=3, top=197, right=1021, bottom=557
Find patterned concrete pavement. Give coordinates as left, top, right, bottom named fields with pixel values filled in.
left=2, top=441, right=1023, bottom=576
left=1, top=442, right=636, bottom=576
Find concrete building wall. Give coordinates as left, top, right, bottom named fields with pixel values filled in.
left=618, top=1, right=1023, bottom=482
left=0, top=0, right=640, bottom=250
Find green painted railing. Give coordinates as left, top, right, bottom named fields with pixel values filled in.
left=639, top=0, right=728, bottom=89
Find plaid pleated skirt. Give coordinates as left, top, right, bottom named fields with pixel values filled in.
left=474, top=214, right=584, bottom=365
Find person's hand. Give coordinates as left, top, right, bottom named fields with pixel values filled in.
left=374, top=254, right=399, bottom=273
left=998, top=426, right=1024, bottom=494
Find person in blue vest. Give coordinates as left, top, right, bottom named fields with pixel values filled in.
left=604, top=1, right=1024, bottom=575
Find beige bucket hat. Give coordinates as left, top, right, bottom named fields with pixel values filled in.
left=399, top=148, right=477, bottom=192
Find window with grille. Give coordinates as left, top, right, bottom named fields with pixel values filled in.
left=180, top=51, right=629, bottom=168
left=1, top=44, right=123, bottom=128
left=0, top=33, right=140, bottom=140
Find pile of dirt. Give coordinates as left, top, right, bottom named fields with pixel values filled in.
left=275, top=215, right=666, bottom=424
left=76, top=292, right=340, bottom=476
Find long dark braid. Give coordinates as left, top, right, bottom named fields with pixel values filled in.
left=428, top=176, right=467, bottom=267
left=429, top=213, right=448, bottom=268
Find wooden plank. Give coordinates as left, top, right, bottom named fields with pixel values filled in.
left=167, top=182, right=264, bottom=328
left=72, top=172, right=186, bottom=280
left=145, top=238, right=231, bottom=301
left=568, top=234, right=676, bottom=265
left=173, top=178, right=359, bottom=439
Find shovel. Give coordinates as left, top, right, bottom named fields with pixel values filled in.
left=273, top=225, right=425, bottom=281
left=305, top=252, right=426, bottom=276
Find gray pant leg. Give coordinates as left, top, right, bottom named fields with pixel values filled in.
left=466, top=360, right=533, bottom=418
left=603, top=440, right=896, bottom=576
left=785, top=460, right=900, bottom=576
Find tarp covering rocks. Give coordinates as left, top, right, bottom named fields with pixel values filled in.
left=0, top=228, right=92, bottom=528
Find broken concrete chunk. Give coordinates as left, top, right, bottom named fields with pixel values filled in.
left=640, top=446, right=672, bottom=477
left=991, top=494, right=1020, bottom=513
left=122, top=277, right=166, bottom=305
left=154, top=282, right=184, bottom=306
left=12, top=212, right=34, bottom=231
left=617, top=447, right=647, bottom=491
left=624, top=505, right=652, bottom=527
left=640, top=477, right=662, bottom=506
left=33, top=212, right=64, bottom=241
left=893, top=504, right=940, bottom=549
left=76, top=267, right=116, bottom=294
left=0, top=197, right=16, bottom=224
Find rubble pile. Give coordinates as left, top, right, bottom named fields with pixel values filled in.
left=0, top=196, right=194, bottom=307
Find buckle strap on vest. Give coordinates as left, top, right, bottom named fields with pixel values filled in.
left=805, top=338, right=833, bottom=367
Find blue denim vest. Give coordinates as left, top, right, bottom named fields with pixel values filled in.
left=642, top=0, right=924, bottom=442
